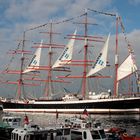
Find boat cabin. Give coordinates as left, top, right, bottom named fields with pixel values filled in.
left=11, top=124, right=49, bottom=140
left=11, top=126, right=71, bottom=140
left=71, top=128, right=106, bottom=140
left=62, top=94, right=79, bottom=101
left=64, top=117, right=102, bottom=129
left=2, top=116, right=21, bottom=128
left=54, top=127, right=106, bottom=140
left=60, top=117, right=106, bottom=140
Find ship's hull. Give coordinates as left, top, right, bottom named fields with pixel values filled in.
left=1, top=97, right=140, bottom=114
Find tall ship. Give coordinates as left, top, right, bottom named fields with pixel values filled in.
left=0, top=9, right=140, bottom=114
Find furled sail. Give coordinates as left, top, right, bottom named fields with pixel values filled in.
left=23, top=40, right=43, bottom=73
left=86, top=34, right=110, bottom=77
left=117, top=53, right=137, bottom=81
left=52, top=30, right=77, bottom=68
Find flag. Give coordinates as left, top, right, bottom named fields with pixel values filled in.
left=24, top=115, right=29, bottom=125
left=83, top=108, right=89, bottom=116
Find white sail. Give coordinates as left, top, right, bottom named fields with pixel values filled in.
left=87, top=34, right=110, bottom=77
left=117, top=53, right=137, bottom=81
left=23, top=40, right=43, bottom=73
left=52, top=30, right=77, bottom=68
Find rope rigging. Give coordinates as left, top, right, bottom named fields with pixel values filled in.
left=25, top=13, right=86, bottom=32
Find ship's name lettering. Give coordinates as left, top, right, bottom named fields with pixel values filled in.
left=92, top=53, right=104, bottom=68
left=59, top=47, right=69, bottom=60
left=28, top=55, right=37, bottom=66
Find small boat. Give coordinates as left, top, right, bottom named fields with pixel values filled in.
left=105, top=127, right=140, bottom=140
left=59, top=115, right=107, bottom=140
left=11, top=124, right=49, bottom=140
left=121, top=135, right=140, bottom=140
left=2, top=115, right=22, bottom=128
left=11, top=114, right=63, bottom=140
left=105, top=127, right=127, bottom=140
left=0, top=114, right=22, bottom=140
left=11, top=114, right=50, bottom=140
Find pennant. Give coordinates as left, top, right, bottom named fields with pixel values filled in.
left=24, top=115, right=29, bottom=125
left=83, top=108, right=89, bottom=116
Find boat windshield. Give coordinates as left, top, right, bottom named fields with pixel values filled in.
left=99, top=129, right=106, bottom=139
left=71, top=131, right=82, bottom=140
left=91, top=129, right=106, bottom=139
left=23, top=134, right=48, bottom=140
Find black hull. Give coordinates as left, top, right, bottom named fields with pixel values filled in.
left=1, top=97, right=140, bottom=114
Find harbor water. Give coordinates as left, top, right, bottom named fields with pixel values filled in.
left=7, top=113, right=140, bottom=137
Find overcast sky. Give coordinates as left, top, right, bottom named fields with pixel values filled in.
left=0, top=0, right=140, bottom=98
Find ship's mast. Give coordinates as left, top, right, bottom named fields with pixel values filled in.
left=81, top=10, right=104, bottom=98
left=17, top=31, right=26, bottom=99
left=40, top=21, right=66, bottom=99
left=56, top=10, right=104, bottom=98
left=82, top=11, right=88, bottom=98
left=44, top=22, right=54, bottom=98
left=113, top=15, right=119, bottom=97
left=72, top=10, right=93, bottom=98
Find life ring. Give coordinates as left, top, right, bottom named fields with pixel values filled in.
left=123, top=133, right=128, bottom=137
